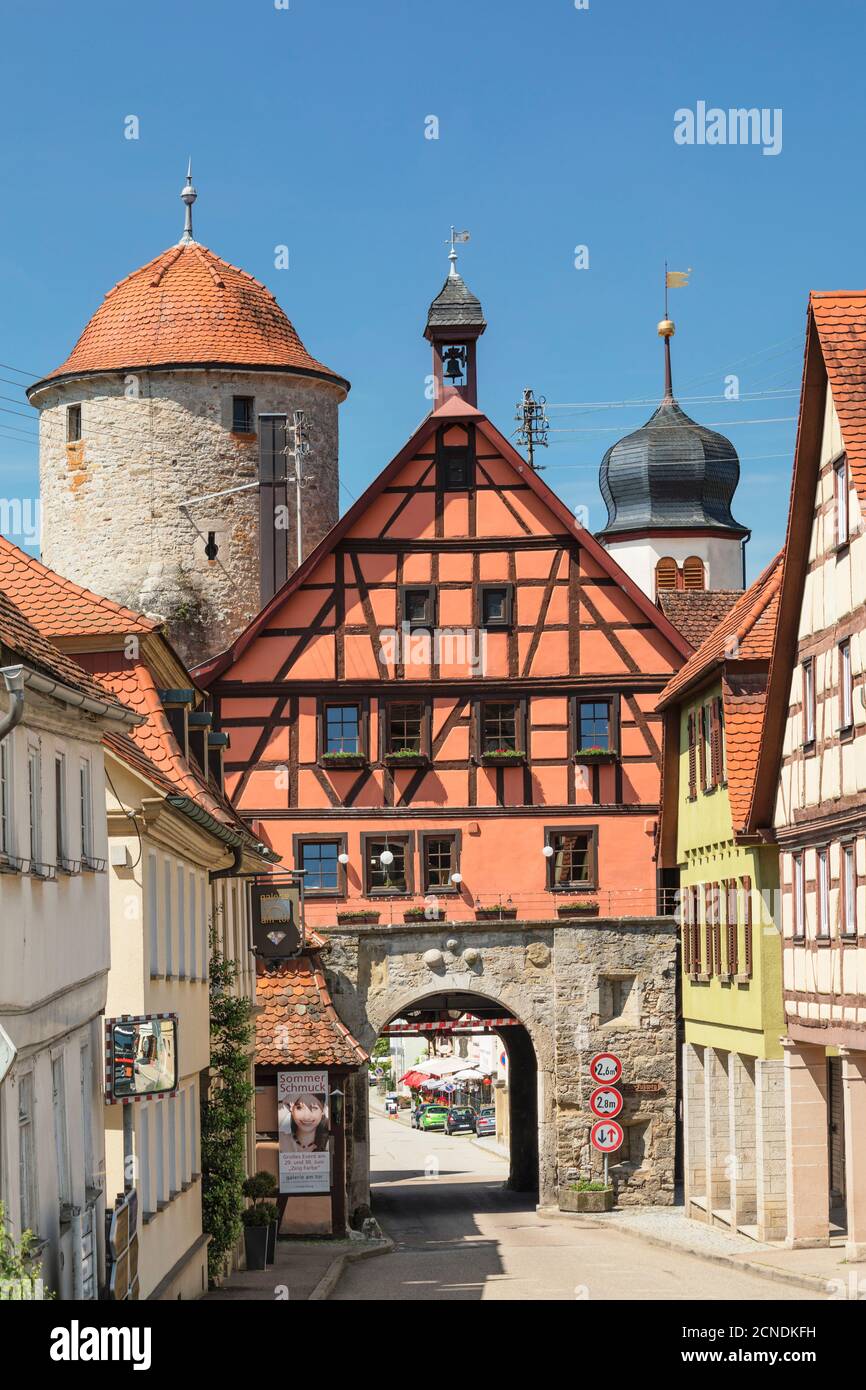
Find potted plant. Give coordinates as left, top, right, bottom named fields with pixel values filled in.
left=320, top=750, right=366, bottom=770
left=475, top=904, right=518, bottom=921
left=242, top=1171, right=279, bottom=1265
left=558, top=1180, right=614, bottom=1213
left=336, top=908, right=381, bottom=925
left=556, top=899, right=599, bottom=918
left=241, top=1205, right=271, bottom=1269
left=573, top=746, right=617, bottom=763
left=403, top=905, right=444, bottom=923
left=480, top=747, right=525, bottom=766
left=384, top=747, right=428, bottom=768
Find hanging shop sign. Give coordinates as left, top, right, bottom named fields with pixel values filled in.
left=277, top=1070, right=331, bottom=1194
left=104, top=1014, right=178, bottom=1104
left=251, top=879, right=303, bottom=959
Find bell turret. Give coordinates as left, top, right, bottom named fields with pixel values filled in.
left=424, top=228, right=486, bottom=406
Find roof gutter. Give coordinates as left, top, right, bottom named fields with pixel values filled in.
left=164, top=794, right=277, bottom=871
left=0, top=666, right=25, bottom=743
left=13, top=664, right=142, bottom=725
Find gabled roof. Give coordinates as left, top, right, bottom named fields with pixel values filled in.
left=0, top=585, right=133, bottom=718
left=657, top=591, right=742, bottom=648
left=255, top=957, right=368, bottom=1068
left=28, top=242, right=348, bottom=395
left=195, top=395, right=692, bottom=684
left=657, top=553, right=784, bottom=709
left=0, top=535, right=156, bottom=638
left=750, top=291, right=866, bottom=828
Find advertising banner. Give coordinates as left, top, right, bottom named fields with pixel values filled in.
left=277, top=1070, right=331, bottom=1194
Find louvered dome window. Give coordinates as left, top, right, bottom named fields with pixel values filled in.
left=655, top=555, right=705, bottom=596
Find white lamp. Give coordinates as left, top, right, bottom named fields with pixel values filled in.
left=379, top=849, right=394, bottom=867
left=542, top=845, right=554, bottom=858
left=450, top=871, right=463, bottom=884
left=338, top=852, right=349, bottom=865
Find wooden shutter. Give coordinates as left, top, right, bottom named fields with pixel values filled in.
left=708, top=698, right=724, bottom=787
left=698, top=705, right=708, bottom=791
left=656, top=557, right=678, bottom=594
left=741, top=875, right=753, bottom=978
left=726, top=879, right=739, bottom=975
left=704, top=883, right=714, bottom=976
left=682, top=886, right=692, bottom=974
left=691, top=885, right=701, bottom=972
left=683, top=556, right=705, bottom=591
left=687, top=713, right=697, bottom=800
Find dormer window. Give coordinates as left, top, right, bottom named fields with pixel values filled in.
left=158, top=689, right=195, bottom=759
left=439, top=445, right=473, bottom=490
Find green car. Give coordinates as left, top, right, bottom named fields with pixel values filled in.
left=418, top=1104, right=449, bottom=1131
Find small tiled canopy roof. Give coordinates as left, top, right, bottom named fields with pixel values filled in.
left=657, top=590, right=742, bottom=649
left=256, top=957, right=368, bottom=1068
left=425, top=271, right=486, bottom=333
left=0, top=536, right=156, bottom=637
left=0, top=584, right=131, bottom=714
left=30, top=242, right=348, bottom=392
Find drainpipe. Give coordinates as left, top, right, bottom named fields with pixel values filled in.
left=0, top=666, right=24, bottom=742
left=209, top=841, right=244, bottom=883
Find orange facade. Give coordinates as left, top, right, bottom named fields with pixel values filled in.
left=198, top=396, right=690, bottom=928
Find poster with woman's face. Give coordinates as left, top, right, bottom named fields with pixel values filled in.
left=277, top=1070, right=331, bottom=1194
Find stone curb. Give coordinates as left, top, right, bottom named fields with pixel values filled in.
left=538, top=1207, right=832, bottom=1296
left=308, top=1237, right=394, bottom=1301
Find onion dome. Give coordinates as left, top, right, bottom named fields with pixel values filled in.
left=29, top=168, right=348, bottom=396
left=597, top=320, right=746, bottom=538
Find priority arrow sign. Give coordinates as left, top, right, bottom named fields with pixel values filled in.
left=589, top=1085, right=623, bottom=1119
left=591, top=1119, right=624, bottom=1153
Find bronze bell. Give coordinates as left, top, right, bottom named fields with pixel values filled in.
left=443, top=348, right=465, bottom=381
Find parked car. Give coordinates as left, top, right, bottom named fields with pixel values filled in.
left=418, top=1104, right=449, bottom=1131
left=474, top=1106, right=496, bottom=1137
left=411, top=1104, right=431, bottom=1129
left=445, top=1106, right=477, bottom=1135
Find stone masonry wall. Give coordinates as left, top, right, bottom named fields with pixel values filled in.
left=322, top=917, right=677, bottom=1213
left=34, top=367, right=343, bottom=666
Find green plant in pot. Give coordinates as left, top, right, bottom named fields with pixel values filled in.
left=241, top=1204, right=271, bottom=1270
left=242, top=1170, right=280, bottom=1268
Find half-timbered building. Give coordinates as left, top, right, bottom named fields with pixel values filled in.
left=196, top=264, right=691, bottom=930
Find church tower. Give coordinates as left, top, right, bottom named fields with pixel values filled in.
left=28, top=169, right=348, bottom=665
left=596, top=315, right=748, bottom=600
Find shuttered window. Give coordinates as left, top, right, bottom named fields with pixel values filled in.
left=792, top=856, right=805, bottom=940
left=683, top=556, right=705, bottom=591
left=704, top=883, right=715, bottom=977
left=656, top=557, right=678, bottom=594
left=726, top=879, right=739, bottom=974
left=742, top=875, right=753, bottom=976
left=687, top=713, right=697, bottom=800
left=682, top=888, right=692, bottom=973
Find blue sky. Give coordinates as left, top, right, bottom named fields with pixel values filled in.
left=2, top=0, right=864, bottom=580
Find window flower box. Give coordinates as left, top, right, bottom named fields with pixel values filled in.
left=556, top=900, right=599, bottom=918
left=403, top=906, right=444, bottom=923
left=320, top=751, right=366, bottom=770
left=384, top=750, right=429, bottom=768
left=573, top=747, right=617, bottom=764
left=336, top=909, right=380, bottom=925
left=480, top=749, right=526, bottom=766
left=474, top=906, right=518, bottom=921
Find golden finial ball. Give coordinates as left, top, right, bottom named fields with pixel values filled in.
left=657, top=318, right=676, bottom=338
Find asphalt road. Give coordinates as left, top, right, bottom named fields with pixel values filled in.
left=331, top=1109, right=824, bottom=1301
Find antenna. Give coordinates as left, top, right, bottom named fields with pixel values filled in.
left=514, top=388, right=549, bottom=469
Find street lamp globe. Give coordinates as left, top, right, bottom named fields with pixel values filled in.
left=379, top=849, right=395, bottom=867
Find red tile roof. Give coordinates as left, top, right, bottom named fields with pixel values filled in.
left=723, top=672, right=770, bottom=832
left=0, top=536, right=156, bottom=637
left=255, top=958, right=368, bottom=1068
left=657, top=591, right=742, bottom=648
left=0, top=584, right=132, bottom=714
left=30, top=243, right=347, bottom=390
left=811, top=292, right=866, bottom=504
left=657, top=553, right=784, bottom=709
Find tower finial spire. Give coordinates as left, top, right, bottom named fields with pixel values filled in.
left=447, top=225, right=470, bottom=278
left=180, top=159, right=197, bottom=245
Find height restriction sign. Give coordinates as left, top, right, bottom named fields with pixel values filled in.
left=589, top=1085, right=623, bottom=1119
left=591, top=1119, right=624, bottom=1153
left=589, top=1052, right=622, bottom=1085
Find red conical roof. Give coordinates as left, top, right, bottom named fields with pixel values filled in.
left=31, top=242, right=347, bottom=392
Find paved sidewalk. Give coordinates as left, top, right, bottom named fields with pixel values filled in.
left=204, top=1234, right=390, bottom=1302
left=545, top=1202, right=866, bottom=1296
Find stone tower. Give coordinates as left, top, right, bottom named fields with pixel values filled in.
left=596, top=317, right=748, bottom=600
left=28, top=170, right=349, bottom=665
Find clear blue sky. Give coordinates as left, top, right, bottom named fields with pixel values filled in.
left=2, top=0, right=864, bottom=580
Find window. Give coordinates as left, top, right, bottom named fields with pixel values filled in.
left=164, top=859, right=173, bottom=977
left=835, top=455, right=850, bottom=548
left=147, top=854, right=159, bottom=975
left=399, top=586, right=435, bottom=630
left=168, top=1097, right=177, bottom=1197
left=363, top=836, right=411, bottom=895
left=726, top=879, right=739, bottom=975
left=438, top=444, right=473, bottom=490
left=80, top=1043, right=94, bottom=1188
left=842, top=843, right=857, bottom=938
left=386, top=702, right=425, bottom=756
left=545, top=828, right=597, bottom=890
left=52, top=1055, right=71, bottom=1209
left=802, top=658, right=815, bottom=745
left=232, top=395, right=255, bottom=434
left=189, top=870, right=198, bottom=980
left=793, top=855, right=805, bottom=939
left=298, top=839, right=344, bottom=895
left=683, top=556, right=706, bottom=590
left=421, top=833, right=459, bottom=892
left=687, top=712, right=697, bottom=801
left=323, top=703, right=361, bottom=755
left=27, top=743, right=41, bottom=869
left=54, top=756, right=66, bottom=861
left=199, top=879, right=208, bottom=982
left=18, top=1073, right=37, bottom=1235
left=177, top=865, right=186, bottom=979
left=66, top=404, right=81, bottom=443
left=180, top=1090, right=189, bottom=1185
left=706, top=883, right=722, bottom=975
left=479, top=584, right=514, bottom=630
left=742, top=875, right=753, bottom=977
left=139, top=1106, right=152, bottom=1215
left=599, top=975, right=636, bottom=1024
left=189, top=1078, right=199, bottom=1176
left=79, top=760, right=93, bottom=865
left=817, top=849, right=830, bottom=938
left=154, top=1101, right=166, bottom=1206
left=840, top=640, right=853, bottom=732
left=0, top=740, right=10, bottom=856
left=481, top=702, right=520, bottom=753
left=709, top=697, right=725, bottom=786
left=578, top=700, right=611, bottom=752
left=655, top=557, right=678, bottom=594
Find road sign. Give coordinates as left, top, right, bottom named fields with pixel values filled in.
left=589, top=1085, right=623, bottom=1119
left=591, top=1119, right=624, bottom=1153
left=589, top=1052, right=622, bottom=1086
